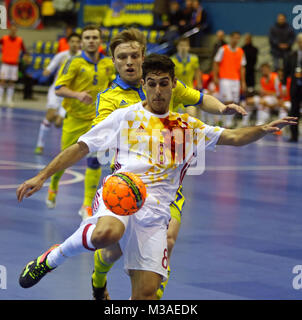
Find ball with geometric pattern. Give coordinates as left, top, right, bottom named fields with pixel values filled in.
left=102, top=172, right=147, bottom=216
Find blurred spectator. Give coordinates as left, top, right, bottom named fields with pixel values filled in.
left=212, top=30, right=226, bottom=60
left=160, top=1, right=185, bottom=54
left=189, top=0, right=208, bottom=48
left=245, top=63, right=286, bottom=126
left=19, top=53, right=35, bottom=100
left=242, top=33, right=258, bottom=91
left=163, top=1, right=185, bottom=31
left=153, top=0, right=170, bottom=29
left=179, top=0, right=194, bottom=34
left=283, top=33, right=302, bottom=142
left=0, top=24, right=26, bottom=107
left=269, top=13, right=295, bottom=71
left=58, top=25, right=74, bottom=52
left=52, top=0, right=77, bottom=26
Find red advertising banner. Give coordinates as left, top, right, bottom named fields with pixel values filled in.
left=5, top=0, right=43, bottom=29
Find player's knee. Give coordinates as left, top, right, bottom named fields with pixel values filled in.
left=87, top=157, right=100, bottom=169
left=101, top=247, right=122, bottom=264
left=91, top=225, right=122, bottom=248
left=132, top=283, right=158, bottom=300
left=167, top=235, right=176, bottom=257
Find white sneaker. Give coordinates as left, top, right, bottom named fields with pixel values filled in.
left=46, top=189, right=57, bottom=209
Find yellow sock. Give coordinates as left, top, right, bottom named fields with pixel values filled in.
left=84, top=167, right=101, bottom=207
left=92, top=249, right=114, bottom=288
left=156, top=265, right=171, bottom=300
left=49, top=170, right=65, bottom=191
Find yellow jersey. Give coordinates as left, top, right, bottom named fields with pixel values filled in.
left=171, top=54, right=200, bottom=88
left=55, top=51, right=115, bottom=121
left=92, top=75, right=203, bottom=126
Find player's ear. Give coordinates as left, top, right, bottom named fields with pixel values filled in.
left=172, top=77, right=177, bottom=89
left=141, top=78, right=145, bottom=88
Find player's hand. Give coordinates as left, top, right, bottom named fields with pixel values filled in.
left=16, top=175, right=45, bottom=202
left=223, top=103, right=247, bottom=116
left=76, top=91, right=93, bottom=105
left=262, top=117, right=298, bottom=133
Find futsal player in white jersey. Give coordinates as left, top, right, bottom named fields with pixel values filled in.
left=16, top=54, right=297, bottom=300
left=34, top=33, right=81, bottom=155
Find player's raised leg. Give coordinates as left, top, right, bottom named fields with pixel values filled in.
left=19, top=215, right=125, bottom=288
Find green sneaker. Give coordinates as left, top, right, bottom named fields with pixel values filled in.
left=156, top=265, right=171, bottom=300
left=19, top=244, right=59, bottom=288
left=34, top=146, right=44, bottom=155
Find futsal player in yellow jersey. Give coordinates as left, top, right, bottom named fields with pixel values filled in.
left=171, top=37, right=202, bottom=117
left=46, top=25, right=115, bottom=220
left=171, top=37, right=202, bottom=89
left=89, top=29, right=247, bottom=300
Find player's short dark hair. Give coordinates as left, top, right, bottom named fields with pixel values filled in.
left=67, top=32, right=81, bottom=42
left=110, top=28, right=146, bottom=57
left=142, top=54, right=175, bottom=80
left=81, top=24, right=102, bottom=38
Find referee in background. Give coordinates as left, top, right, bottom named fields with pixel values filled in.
left=284, top=33, right=302, bottom=142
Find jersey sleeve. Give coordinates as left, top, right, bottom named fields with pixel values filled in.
left=78, top=109, right=123, bottom=153
left=55, top=57, right=79, bottom=89
left=47, top=52, right=65, bottom=74
left=214, top=46, right=224, bottom=63
left=202, top=124, right=224, bottom=151
left=92, top=90, right=119, bottom=127
left=172, top=80, right=203, bottom=109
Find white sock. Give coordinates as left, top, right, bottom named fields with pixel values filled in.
left=36, top=119, right=51, bottom=148
left=47, top=224, right=96, bottom=268
left=0, top=86, right=4, bottom=102
left=256, top=109, right=270, bottom=125
left=6, top=86, right=14, bottom=103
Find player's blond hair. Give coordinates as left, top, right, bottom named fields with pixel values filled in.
left=109, top=28, right=146, bottom=58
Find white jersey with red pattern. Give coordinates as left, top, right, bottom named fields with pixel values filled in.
left=79, top=102, right=224, bottom=226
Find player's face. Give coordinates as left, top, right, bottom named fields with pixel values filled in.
left=143, top=72, right=177, bottom=114
left=230, top=34, right=240, bottom=47
left=113, top=42, right=144, bottom=85
left=261, top=65, right=270, bottom=77
left=9, top=25, right=17, bottom=37
left=81, top=30, right=101, bottom=54
left=68, top=37, right=81, bottom=54
left=177, top=41, right=190, bottom=56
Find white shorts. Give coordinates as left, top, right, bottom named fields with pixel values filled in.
left=84, top=188, right=169, bottom=281
left=0, top=64, right=18, bottom=81
left=219, top=79, right=240, bottom=103
left=47, top=83, right=64, bottom=111
left=253, top=95, right=278, bottom=109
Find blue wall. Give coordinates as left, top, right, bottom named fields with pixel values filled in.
left=202, top=1, right=299, bottom=35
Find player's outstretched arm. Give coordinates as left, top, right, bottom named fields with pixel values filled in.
left=55, top=86, right=93, bottom=105
left=16, top=142, right=89, bottom=202
left=217, top=117, right=298, bottom=146
left=202, top=94, right=247, bottom=116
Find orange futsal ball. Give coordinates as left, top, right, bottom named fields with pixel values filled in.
left=102, top=172, right=147, bottom=216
